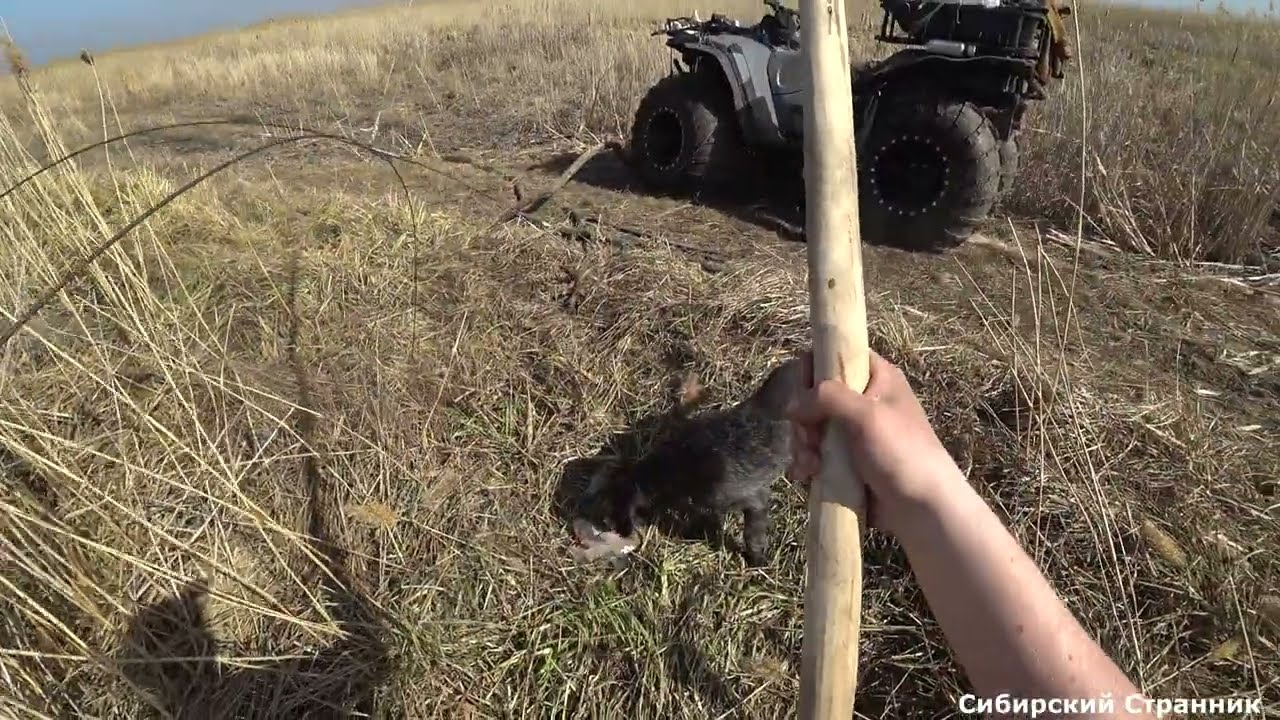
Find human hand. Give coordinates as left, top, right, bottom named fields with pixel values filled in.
left=786, top=350, right=968, bottom=538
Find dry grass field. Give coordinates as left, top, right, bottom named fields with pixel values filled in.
left=1, top=0, right=1278, bottom=717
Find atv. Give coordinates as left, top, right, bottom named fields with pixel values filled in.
left=628, top=0, right=1073, bottom=250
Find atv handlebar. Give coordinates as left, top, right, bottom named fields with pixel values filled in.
left=654, top=1, right=799, bottom=44
left=653, top=13, right=750, bottom=39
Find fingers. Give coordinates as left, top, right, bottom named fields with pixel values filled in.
left=867, top=350, right=891, bottom=383
left=788, top=420, right=818, bottom=476
left=793, top=419, right=822, bottom=448
left=787, top=452, right=820, bottom=487
left=790, top=348, right=895, bottom=404
left=787, top=414, right=822, bottom=485
left=788, top=347, right=899, bottom=534
left=787, top=378, right=872, bottom=426
left=866, top=350, right=900, bottom=391
left=798, top=349, right=875, bottom=390
left=785, top=347, right=903, bottom=453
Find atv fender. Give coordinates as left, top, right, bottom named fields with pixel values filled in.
left=673, top=38, right=787, bottom=146
left=860, top=51, right=1029, bottom=99
left=853, top=50, right=1029, bottom=138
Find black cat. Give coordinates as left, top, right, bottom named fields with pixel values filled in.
left=589, top=356, right=803, bottom=567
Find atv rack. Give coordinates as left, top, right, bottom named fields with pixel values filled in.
left=877, top=0, right=1056, bottom=62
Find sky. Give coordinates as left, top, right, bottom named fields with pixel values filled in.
left=2, top=0, right=1275, bottom=68
left=1, top=0, right=387, bottom=67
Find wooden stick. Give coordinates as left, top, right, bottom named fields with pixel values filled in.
left=797, top=0, right=871, bottom=718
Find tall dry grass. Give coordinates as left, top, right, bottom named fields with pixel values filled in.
left=1013, top=4, right=1280, bottom=264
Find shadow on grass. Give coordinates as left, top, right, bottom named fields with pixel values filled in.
left=663, top=575, right=752, bottom=714
left=118, top=578, right=390, bottom=718
left=525, top=149, right=810, bottom=244
left=527, top=148, right=995, bottom=258
left=116, top=248, right=391, bottom=718
left=551, top=345, right=761, bottom=558
left=552, top=403, right=737, bottom=558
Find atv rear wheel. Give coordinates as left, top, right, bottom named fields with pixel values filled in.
left=629, top=66, right=742, bottom=195
left=858, top=98, right=1001, bottom=251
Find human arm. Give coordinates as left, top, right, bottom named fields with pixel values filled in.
left=894, top=469, right=1150, bottom=716
left=787, top=352, right=1154, bottom=718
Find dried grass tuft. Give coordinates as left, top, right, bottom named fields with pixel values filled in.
left=1140, top=518, right=1189, bottom=570
left=1207, top=635, right=1244, bottom=661
left=2, top=39, right=28, bottom=78
left=1259, top=595, right=1280, bottom=635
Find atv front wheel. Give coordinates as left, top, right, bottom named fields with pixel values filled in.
left=858, top=98, right=1001, bottom=251
left=629, top=66, right=742, bottom=195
